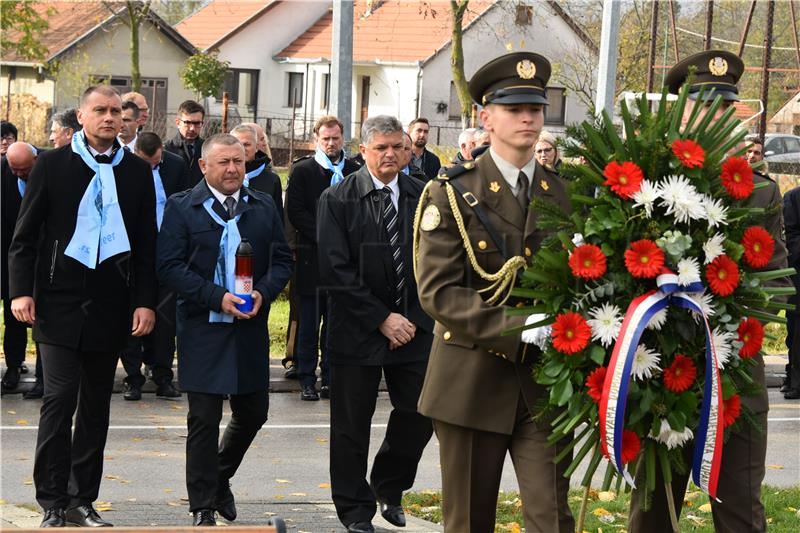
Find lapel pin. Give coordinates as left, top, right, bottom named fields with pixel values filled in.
left=489, top=181, right=501, bottom=193
left=540, top=179, right=549, bottom=191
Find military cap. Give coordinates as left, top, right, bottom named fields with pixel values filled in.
left=665, top=50, right=744, bottom=102
left=468, top=52, right=551, bottom=106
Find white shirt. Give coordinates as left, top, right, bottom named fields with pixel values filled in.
left=206, top=181, right=241, bottom=214
left=489, top=146, right=537, bottom=196
left=119, top=135, right=137, bottom=153
left=370, top=173, right=399, bottom=211
left=87, top=144, right=113, bottom=158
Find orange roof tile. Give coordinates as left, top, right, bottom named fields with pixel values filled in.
left=277, top=0, right=494, bottom=63
left=175, top=0, right=277, bottom=51
left=3, top=1, right=113, bottom=63
left=733, top=101, right=757, bottom=121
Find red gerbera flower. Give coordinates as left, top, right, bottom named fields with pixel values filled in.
left=569, top=244, right=607, bottom=280
left=551, top=312, right=591, bottom=355
left=663, top=354, right=697, bottom=393
left=603, top=161, right=644, bottom=199
left=741, top=226, right=775, bottom=269
left=705, top=254, right=740, bottom=297
left=586, top=366, right=607, bottom=403
left=620, top=429, right=641, bottom=465
left=737, top=317, right=765, bottom=358
left=624, top=240, right=665, bottom=278
left=720, top=157, right=754, bottom=200
left=671, top=139, right=705, bottom=169
left=723, top=394, right=741, bottom=428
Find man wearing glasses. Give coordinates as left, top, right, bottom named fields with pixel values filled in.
left=165, top=100, right=206, bottom=186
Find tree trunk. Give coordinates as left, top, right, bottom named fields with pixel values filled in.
left=126, top=1, right=150, bottom=93
left=450, top=0, right=471, bottom=129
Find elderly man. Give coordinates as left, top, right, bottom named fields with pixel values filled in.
left=50, top=110, right=80, bottom=148
left=122, top=91, right=150, bottom=130
left=230, top=124, right=283, bottom=220
left=453, top=127, right=476, bottom=165
left=240, top=122, right=272, bottom=160
left=158, top=134, right=292, bottom=526
left=2, top=143, right=37, bottom=392
left=9, top=85, right=157, bottom=527
left=318, top=115, right=433, bottom=533
left=118, top=101, right=139, bottom=152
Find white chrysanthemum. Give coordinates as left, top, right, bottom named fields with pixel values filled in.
left=677, top=257, right=702, bottom=286
left=646, top=308, right=668, bottom=331
left=712, top=327, right=737, bottom=369
left=653, top=419, right=694, bottom=450
left=587, top=303, right=623, bottom=347
left=631, top=180, right=660, bottom=218
left=703, top=233, right=726, bottom=264
left=702, top=196, right=729, bottom=228
left=631, top=344, right=661, bottom=380
left=687, top=291, right=716, bottom=318
left=657, top=175, right=706, bottom=224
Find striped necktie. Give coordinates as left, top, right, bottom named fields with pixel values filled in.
left=380, top=186, right=405, bottom=307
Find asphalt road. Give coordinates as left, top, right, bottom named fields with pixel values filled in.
left=1, top=389, right=798, bottom=510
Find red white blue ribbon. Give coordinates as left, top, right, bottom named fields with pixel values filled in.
left=598, top=270, right=723, bottom=499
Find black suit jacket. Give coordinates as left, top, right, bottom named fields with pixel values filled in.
left=8, top=144, right=158, bottom=353
left=246, top=156, right=284, bottom=222
left=784, top=185, right=800, bottom=271
left=317, top=166, right=433, bottom=365
left=1, top=157, right=23, bottom=298
left=410, top=147, right=442, bottom=181
left=285, top=154, right=360, bottom=296
left=159, top=149, right=191, bottom=197
left=164, top=133, right=204, bottom=187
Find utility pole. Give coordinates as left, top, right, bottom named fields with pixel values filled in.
left=595, top=0, right=621, bottom=116
left=758, top=0, right=776, bottom=138
left=331, top=0, right=354, bottom=139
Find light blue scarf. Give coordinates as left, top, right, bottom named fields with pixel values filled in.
left=64, top=131, right=130, bottom=269
left=243, top=163, right=265, bottom=188
left=202, top=194, right=247, bottom=323
left=314, top=148, right=345, bottom=186
left=153, top=165, right=167, bottom=231
left=401, top=166, right=410, bottom=175
left=17, top=178, right=25, bottom=197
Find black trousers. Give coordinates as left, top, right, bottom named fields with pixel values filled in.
left=186, top=390, right=269, bottom=512
left=3, top=297, right=28, bottom=368
left=329, top=362, right=433, bottom=526
left=787, top=294, right=800, bottom=389
left=120, top=286, right=176, bottom=387
left=34, top=343, right=118, bottom=510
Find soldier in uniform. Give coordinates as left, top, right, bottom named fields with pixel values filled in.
left=413, top=52, right=574, bottom=532
left=629, top=49, right=788, bottom=533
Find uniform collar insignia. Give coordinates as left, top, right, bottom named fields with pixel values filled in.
left=489, top=181, right=501, bottom=193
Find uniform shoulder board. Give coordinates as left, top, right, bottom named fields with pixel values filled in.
left=292, top=154, right=313, bottom=164
left=438, top=159, right=477, bottom=181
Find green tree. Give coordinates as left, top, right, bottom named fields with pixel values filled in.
left=0, top=1, right=54, bottom=61
left=180, top=53, right=230, bottom=98
left=104, top=1, right=152, bottom=93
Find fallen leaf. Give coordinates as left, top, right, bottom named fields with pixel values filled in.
left=698, top=503, right=712, bottom=513
left=0, top=499, right=6, bottom=504
left=158, top=453, right=167, bottom=457
left=598, top=491, right=616, bottom=502
left=592, top=508, right=612, bottom=517
left=131, top=438, right=143, bottom=442
left=105, top=475, right=120, bottom=480
left=275, top=479, right=291, bottom=484
left=23, top=478, right=33, bottom=485
left=95, top=501, right=113, bottom=512
left=7, top=410, right=16, bottom=414
left=164, top=489, right=174, bottom=493
left=170, top=405, right=183, bottom=410
left=318, top=483, right=331, bottom=489
left=290, top=493, right=307, bottom=497
left=787, top=506, right=798, bottom=512
left=315, top=437, right=328, bottom=444
left=15, top=419, right=29, bottom=425
left=126, top=498, right=137, bottom=502
left=273, top=495, right=285, bottom=500
left=263, top=512, right=276, bottom=517
left=766, top=464, right=784, bottom=470
left=166, top=501, right=182, bottom=507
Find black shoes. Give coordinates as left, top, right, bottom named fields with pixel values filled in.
left=156, top=381, right=182, bottom=400
left=40, top=507, right=65, bottom=527
left=780, top=376, right=791, bottom=393
left=347, top=522, right=375, bottom=533
left=65, top=504, right=113, bottom=527
left=193, top=509, right=217, bottom=526
left=300, top=385, right=319, bottom=401
left=216, top=482, right=237, bottom=521
left=320, top=385, right=330, bottom=399
left=784, top=388, right=800, bottom=400
left=24, top=381, right=44, bottom=399
left=284, top=362, right=298, bottom=379
left=1, top=366, right=21, bottom=390
left=378, top=500, right=406, bottom=527
left=123, top=382, right=142, bottom=401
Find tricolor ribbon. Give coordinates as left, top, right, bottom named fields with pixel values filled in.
left=599, top=269, right=723, bottom=499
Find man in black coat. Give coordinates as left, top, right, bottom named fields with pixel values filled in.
left=158, top=134, right=292, bottom=526
left=164, top=99, right=205, bottom=187
left=230, top=124, right=284, bottom=221
left=1, top=143, right=36, bottom=392
left=286, top=115, right=360, bottom=401
left=783, top=180, right=800, bottom=400
left=408, top=117, right=441, bottom=181
left=118, top=132, right=190, bottom=401
left=317, top=115, right=434, bottom=533
left=9, top=85, right=157, bottom=527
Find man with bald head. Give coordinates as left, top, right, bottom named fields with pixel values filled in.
left=2, top=142, right=37, bottom=392
left=122, top=91, right=149, bottom=130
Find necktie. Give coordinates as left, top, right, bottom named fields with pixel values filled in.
left=95, top=154, right=111, bottom=164
left=123, top=146, right=131, bottom=153
left=380, top=186, right=405, bottom=307
left=516, top=170, right=529, bottom=211
left=187, top=143, right=194, bottom=160
left=224, top=196, right=236, bottom=219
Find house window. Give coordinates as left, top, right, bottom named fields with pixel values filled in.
left=287, top=72, right=304, bottom=108
left=516, top=4, right=533, bottom=25
left=321, top=73, right=331, bottom=109
left=217, top=69, right=258, bottom=108
left=544, top=87, right=566, bottom=125
left=448, top=81, right=463, bottom=120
